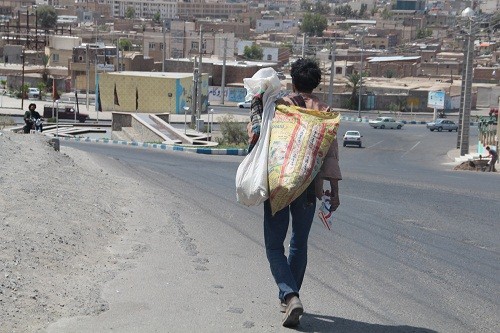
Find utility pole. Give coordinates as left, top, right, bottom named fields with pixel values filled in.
left=86, top=43, right=90, bottom=112
left=328, top=39, right=335, bottom=107
left=162, top=19, right=166, bottom=72
left=358, top=34, right=364, bottom=119
left=197, top=25, right=203, bottom=124
left=191, top=56, right=198, bottom=126
left=459, top=9, right=475, bottom=156
left=221, top=37, right=227, bottom=105
left=94, top=52, right=99, bottom=123
left=20, top=48, right=25, bottom=110
left=301, top=34, right=306, bottom=58
left=115, top=40, right=119, bottom=72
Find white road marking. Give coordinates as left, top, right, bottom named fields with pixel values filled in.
left=343, top=194, right=391, bottom=205
left=367, top=140, right=383, bottom=149
left=401, top=141, right=420, bottom=158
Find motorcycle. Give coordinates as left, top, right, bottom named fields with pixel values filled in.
left=34, top=117, right=43, bottom=132
left=24, top=117, right=43, bottom=133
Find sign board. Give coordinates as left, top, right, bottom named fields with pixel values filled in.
left=97, top=64, right=115, bottom=72
left=427, top=91, right=445, bottom=109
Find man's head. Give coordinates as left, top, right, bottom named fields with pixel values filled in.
left=290, top=58, right=321, bottom=93
left=486, top=146, right=491, bottom=151
left=29, top=103, right=36, bottom=111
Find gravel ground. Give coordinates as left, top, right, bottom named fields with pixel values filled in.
left=0, top=131, right=141, bottom=332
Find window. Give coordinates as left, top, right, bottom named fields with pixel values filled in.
left=191, top=41, right=198, bottom=50
left=160, top=43, right=164, bottom=50
left=149, top=43, right=156, bottom=49
left=52, top=54, right=59, bottom=62
left=267, top=54, right=272, bottom=61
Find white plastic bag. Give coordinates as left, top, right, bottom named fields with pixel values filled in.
left=235, top=68, right=281, bottom=206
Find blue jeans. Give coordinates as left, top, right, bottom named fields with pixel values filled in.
left=264, top=191, right=316, bottom=302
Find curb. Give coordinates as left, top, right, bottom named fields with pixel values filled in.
left=60, top=136, right=248, bottom=156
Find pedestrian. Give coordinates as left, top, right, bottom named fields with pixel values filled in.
left=23, top=103, right=42, bottom=133
left=485, top=146, right=498, bottom=172
left=249, top=58, right=342, bottom=327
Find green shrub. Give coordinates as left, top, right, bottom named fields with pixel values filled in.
left=218, top=115, right=248, bottom=146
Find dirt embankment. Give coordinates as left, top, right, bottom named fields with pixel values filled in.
left=0, top=131, right=137, bottom=332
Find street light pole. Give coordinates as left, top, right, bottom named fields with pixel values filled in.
left=183, top=106, right=189, bottom=135
left=458, top=7, right=475, bottom=156
left=221, top=37, right=227, bottom=105
left=197, top=25, right=203, bottom=125
left=328, top=38, right=335, bottom=107
left=20, top=48, right=25, bottom=110
left=358, top=33, right=364, bottom=119
left=162, top=19, right=166, bottom=72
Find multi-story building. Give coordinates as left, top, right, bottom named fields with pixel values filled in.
left=255, top=18, right=298, bottom=33
left=96, top=0, right=247, bottom=20
left=45, top=35, right=82, bottom=67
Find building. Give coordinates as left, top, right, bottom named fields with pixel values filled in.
left=367, top=55, right=421, bottom=78
left=394, top=0, right=426, bottom=11
left=45, top=35, right=82, bottom=67
left=97, top=71, right=208, bottom=114
left=255, top=18, right=298, bottom=33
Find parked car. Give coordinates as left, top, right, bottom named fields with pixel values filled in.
left=27, top=87, right=40, bottom=99
left=43, top=105, right=89, bottom=123
left=238, top=100, right=252, bottom=108
left=342, top=130, right=362, bottom=147
left=426, top=119, right=458, bottom=132
left=369, top=117, right=404, bottom=129
left=276, top=71, right=286, bottom=80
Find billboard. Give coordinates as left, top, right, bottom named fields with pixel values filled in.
left=427, top=91, right=445, bottom=109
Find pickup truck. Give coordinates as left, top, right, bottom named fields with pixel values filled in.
left=43, top=105, right=89, bottom=123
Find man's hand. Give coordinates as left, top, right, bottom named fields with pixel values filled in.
left=328, top=179, right=340, bottom=212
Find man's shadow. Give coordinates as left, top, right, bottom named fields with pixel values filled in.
left=294, top=313, right=438, bottom=333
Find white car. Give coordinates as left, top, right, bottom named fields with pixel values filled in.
left=343, top=130, right=362, bottom=148
left=238, top=100, right=252, bottom=108
left=27, top=87, right=40, bottom=99
left=369, top=116, right=404, bottom=129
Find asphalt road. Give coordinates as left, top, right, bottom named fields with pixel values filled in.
left=51, top=123, right=499, bottom=332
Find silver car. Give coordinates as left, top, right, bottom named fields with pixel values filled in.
left=369, top=117, right=404, bottom=129
left=426, top=119, right=458, bottom=132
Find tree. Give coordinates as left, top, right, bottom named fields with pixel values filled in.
left=416, top=28, right=433, bottom=39
left=381, top=7, right=392, bottom=20
left=119, top=39, right=133, bottom=51
left=315, top=1, right=330, bottom=15
left=125, top=7, right=135, bottom=19
left=300, top=12, right=328, bottom=37
left=243, top=45, right=263, bottom=60
left=334, top=4, right=355, bottom=18
left=36, top=5, right=57, bottom=30
left=41, top=54, right=49, bottom=83
left=300, top=0, right=312, bottom=11
left=359, top=4, right=368, bottom=18
left=153, top=12, right=161, bottom=24
left=346, top=73, right=361, bottom=110
left=37, top=82, right=46, bottom=100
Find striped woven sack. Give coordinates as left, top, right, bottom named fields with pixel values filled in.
left=268, top=104, right=340, bottom=215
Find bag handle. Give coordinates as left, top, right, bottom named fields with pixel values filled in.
left=288, top=94, right=307, bottom=108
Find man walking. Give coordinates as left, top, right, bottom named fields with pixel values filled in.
left=485, top=146, right=498, bottom=172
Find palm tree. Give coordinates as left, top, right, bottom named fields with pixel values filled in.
left=346, top=73, right=361, bottom=110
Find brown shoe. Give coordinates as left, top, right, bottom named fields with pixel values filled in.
left=282, top=296, right=303, bottom=327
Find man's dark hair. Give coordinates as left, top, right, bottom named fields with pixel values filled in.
left=290, top=58, right=322, bottom=93
left=29, top=103, right=36, bottom=109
